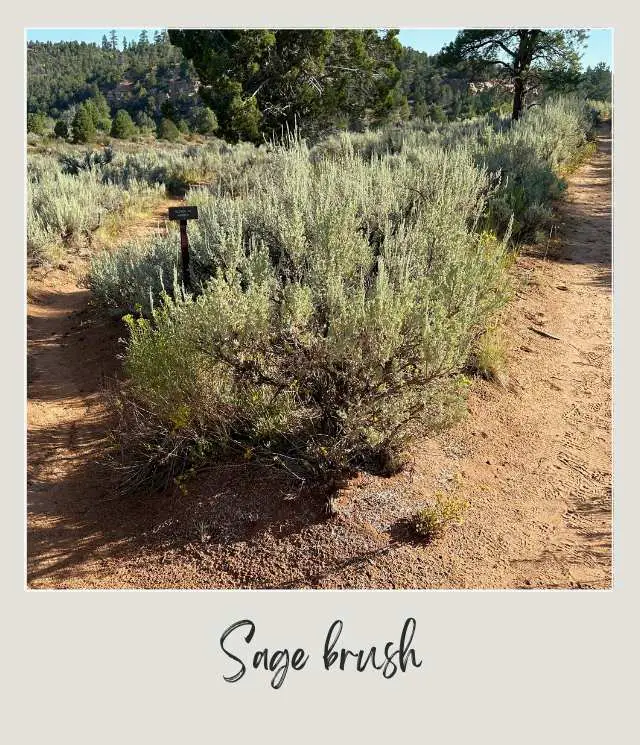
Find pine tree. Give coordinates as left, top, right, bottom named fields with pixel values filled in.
left=193, top=107, right=218, bottom=134
left=27, top=112, right=48, bottom=135
left=157, top=117, right=179, bottom=141
left=101, top=35, right=110, bottom=51
left=440, top=30, right=587, bottom=120
left=135, top=111, right=155, bottom=133
left=91, top=93, right=112, bottom=131
left=123, top=36, right=128, bottom=51
left=54, top=120, right=69, bottom=139
left=160, top=99, right=177, bottom=122
left=109, top=30, right=118, bottom=51
left=111, top=109, right=136, bottom=139
left=139, top=30, right=149, bottom=46
left=71, top=104, right=96, bottom=143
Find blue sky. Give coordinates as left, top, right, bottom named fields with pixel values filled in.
left=26, top=28, right=612, bottom=68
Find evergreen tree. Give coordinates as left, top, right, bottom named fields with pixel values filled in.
left=54, top=120, right=69, bottom=139
left=90, top=93, right=112, bottom=131
left=135, top=111, right=155, bottom=133
left=139, top=30, right=149, bottom=46
left=71, top=104, right=96, bottom=143
left=168, top=29, right=403, bottom=142
left=123, top=36, right=128, bottom=51
left=157, top=117, right=179, bottom=141
left=111, top=109, right=136, bottom=138
left=160, top=99, right=177, bottom=122
left=440, top=30, right=587, bottom=120
left=27, top=112, right=48, bottom=135
left=109, top=30, right=118, bottom=51
left=580, top=63, right=612, bottom=101
left=101, top=35, right=110, bottom=51
left=193, top=107, right=218, bottom=134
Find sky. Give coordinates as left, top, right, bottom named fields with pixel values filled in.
left=26, top=28, right=613, bottom=69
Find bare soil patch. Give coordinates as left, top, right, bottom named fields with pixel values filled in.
left=27, top=130, right=612, bottom=589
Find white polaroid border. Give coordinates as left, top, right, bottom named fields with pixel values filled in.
left=5, top=3, right=637, bottom=743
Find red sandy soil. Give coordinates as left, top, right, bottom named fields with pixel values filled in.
left=27, top=129, right=612, bottom=589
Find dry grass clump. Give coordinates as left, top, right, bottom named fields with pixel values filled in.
left=468, top=326, right=508, bottom=386
left=412, top=493, right=469, bottom=541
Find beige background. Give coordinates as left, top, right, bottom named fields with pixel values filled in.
left=7, top=4, right=638, bottom=742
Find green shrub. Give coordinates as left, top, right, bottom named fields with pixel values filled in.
left=412, top=493, right=469, bottom=541
left=467, top=325, right=507, bottom=385
left=193, top=107, right=218, bottom=135
left=54, top=120, right=69, bottom=139
left=111, top=109, right=137, bottom=139
left=59, top=147, right=114, bottom=175
left=157, top=118, right=180, bottom=142
left=27, top=112, right=48, bottom=136
left=27, top=153, right=162, bottom=265
left=101, top=138, right=510, bottom=490
left=82, top=95, right=595, bottom=492
left=72, top=104, right=97, bottom=143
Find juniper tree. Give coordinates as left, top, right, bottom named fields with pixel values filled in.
left=71, top=104, right=96, bottom=143
left=53, top=120, right=69, bottom=139
left=168, top=29, right=403, bottom=142
left=157, top=117, right=179, bottom=141
left=111, top=109, right=136, bottom=139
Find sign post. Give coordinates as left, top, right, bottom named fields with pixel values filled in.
left=168, top=206, right=199, bottom=291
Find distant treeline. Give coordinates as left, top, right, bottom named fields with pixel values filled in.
left=26, top=30, right=611, bottom=143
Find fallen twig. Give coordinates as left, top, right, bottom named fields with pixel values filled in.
left=529, top=326, right=562, bottom=341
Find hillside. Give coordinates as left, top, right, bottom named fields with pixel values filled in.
left=27, top=33, right=204, bottom=133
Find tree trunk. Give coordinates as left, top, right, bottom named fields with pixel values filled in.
left=512, top=75, right=525, bottom=121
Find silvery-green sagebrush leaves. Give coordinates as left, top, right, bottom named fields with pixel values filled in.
left=83, top=98, right=597, bottom=487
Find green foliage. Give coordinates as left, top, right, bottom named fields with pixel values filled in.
left=27, top=35, right=198, bottom=129
left=479, top=96, right=591, bottom=238
left=27, top=112, right=48, bottom=135
left=580, top=63, right=612, bottom=102
left=27, top=152, right=161, bottom=265
left=135, top=111, right=156, bottom=133
left=90, top=92, right=112, bottom=131
left=440, top=30, right=587, bottom=120
left=71, top=103, right=96, bottom=143
left=93, top=135, right=510, bottom=488
left=412, top=493, right=469, bottom=541
left=59, top=146, right=114, bottom=175
left=168, top=29, right=403, bottom=142
left=193, top=107, right=218, bottom=135
left=54, top=120, right=69, bottom=139
left=34, top=91, right=597, bottom=490
left=111, top=109, right=137, bottom=139
left=157, top=117, right=180, bottom=142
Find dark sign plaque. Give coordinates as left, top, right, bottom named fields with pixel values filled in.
left=167, top=206, right=199, bottom=290
left=168, top=205, right=199, bottom=221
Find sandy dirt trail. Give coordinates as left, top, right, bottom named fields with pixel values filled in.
left=27, top=129, right=611, bottom=589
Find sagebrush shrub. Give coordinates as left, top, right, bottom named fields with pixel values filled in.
left=105, top=138, right=511, bottom=489
left=82, top=95, right=598, bottom=491
left=27, top=154, right=162, bottom=265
